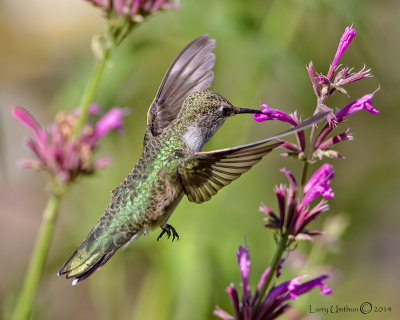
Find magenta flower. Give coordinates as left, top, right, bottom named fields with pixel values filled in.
left=214, top=245, right=331, bottom=320
left=318, top=129, right=353, bottom=150
left=260, top=166, right=334, bottom=240
left=327, top=26, right=356, bottom=81
left=306, top=61, right=320, bottom=97
left=13, top=106, right=125, bottom=184
left=253, top=105, right=297, bottom=126
left=92, top=107, right=124, bottom=140
left=237, top=246, right=251, bottom=300
left=86, top=0, right=179, bottom=20
left=334, top=65, right=372, bottom=87
left=302, top=164, right=335, bottom=207
left=335, top=90, right=379, bottom=121
left=306, top=26, right=372, bottom=104
left=254, top=106, right=308, bottom=152
left=314, top=89, right=378, bottom=154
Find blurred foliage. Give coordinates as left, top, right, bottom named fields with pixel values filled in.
left=1, top=0, right=399, bottom=319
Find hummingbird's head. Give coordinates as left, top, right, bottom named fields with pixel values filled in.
left=177, top=90, right=263, bottom=152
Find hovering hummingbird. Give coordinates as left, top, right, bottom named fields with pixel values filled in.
left=58, top=35, right=327, bottom=285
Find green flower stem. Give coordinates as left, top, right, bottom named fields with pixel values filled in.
left=300, top=99, right=322, bottom=198
left=72, top=17, right=133, bottom=138
left=72, top=48, right=111, bottom=138
left=12, top=191, right=63, bottom=320
left=12, top=15, right=134, bottom=320
left=256, top=233, right=289, bottom=306
left=299, top=160, right=309, bottom=199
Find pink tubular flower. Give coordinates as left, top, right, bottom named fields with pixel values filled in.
left=237, top=246, right=251, bottom=302
left=335, top=90, right=379, bottom=121
left=254, top=105, right=307, bottom=153
left=314, top=89, right=378, bottom=153
left=327, top=26, right=356, bottom=81
left=306, top=61, right=320, bottom=97
left=319, top=129, right=353, bottom=150
left=334, top=65, right=372, bottom=87
left=92, top=107, right=124, bottom=140
left=253, top=104, right=298, bottom=126
left=214, top=245, right=331, bottom=320
left=302, top=164, right=335, bottom=207
left=13, top=107, right=42, bottom=135
left=13, top=106, right=125, bottom=185
left=86, top=0, right=179, bottom=19
left=261, top=166, right=334, bottom=239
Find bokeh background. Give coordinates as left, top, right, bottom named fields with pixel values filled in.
left=1, top=0, right=399, bottom=319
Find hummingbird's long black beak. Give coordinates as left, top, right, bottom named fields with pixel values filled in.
left=235, top=107, right=264, bottom=115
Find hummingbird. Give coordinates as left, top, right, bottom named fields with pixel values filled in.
left=58, top=35, right=328, bottom=285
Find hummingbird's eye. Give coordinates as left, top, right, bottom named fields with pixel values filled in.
left=219, top=105, right=231, bottom=116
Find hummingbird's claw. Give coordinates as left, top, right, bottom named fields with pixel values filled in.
left=157, top=224, right=179, bottom=242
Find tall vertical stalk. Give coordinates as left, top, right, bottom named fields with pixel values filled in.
left=72, top=49, right=111, bottom=137
left=12, top=191, right=62, bottom=320
left=256, top=233, right=289, bottom=306
left=12, top=17, right=133, bottom=319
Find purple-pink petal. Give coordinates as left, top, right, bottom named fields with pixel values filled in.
left=259, top=204, right=280, bottom=227
left=293, top=233, right=314, bottom=241
left=318, top=104, right=337, bottom=128
left=267, top=274, right=330, bottom=304
left=337, top=65, right=372, bottom=86
left=94, top=156, right=113, bottom=169
left=336, top=90, right=379, bottom=121
left=130, top=0, right=140, bottom=15
left=267, top=275, right=305, bottom=302
left=291, top=275, right=332, bottom=297
left=319, top=129, right=353, bottom=150
left=253, top=104, right=298, bottom=126
left=303, top=164, right=335, bottom=207
left=73, top=104, right=100, bottom=117
left=280, top=168, right=297, bottom=192
left=280, top=141, right=301, bottom=153
left=14, top=104, right=125, bottom=185
left=287, top=275, right=308, bottom=300
left=327, top=26, right=356, bottom=80
left=276, top=258, right=286, bottom=278
left=256, top=267, right=271, bottom=296
left=26, top=139, right=47, bottom=165
left=213, top=307, right=234, bottom=320
left=226, top=284, right=241, bottom=319
left=13, top=107, right=41, bottom=135
left=18, top=159, right=42, bottom=170
left=89, top=104, right=100, bottom=115
left=92, top=107, right=124, bottom=141
left=306, top=61, right=320, bottom=97
left=236, top=246, right=251, bottom=299
left=86, top=0, right=178, bottom=18
left=273, top=184, right=286, bottom=227
left=301, top=200, right=330, bottom=227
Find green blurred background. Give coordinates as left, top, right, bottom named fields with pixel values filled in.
left=1, top=0, right=399, bottom=319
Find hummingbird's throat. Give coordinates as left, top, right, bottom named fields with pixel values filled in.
left=182, top=124, right=205, bottom=152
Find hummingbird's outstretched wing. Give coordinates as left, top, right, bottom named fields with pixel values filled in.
left=179, top=112, right=329, bottom=203
left=179, top=141, right=283, bottom=203
left=147, top=35, right=216, bottom=136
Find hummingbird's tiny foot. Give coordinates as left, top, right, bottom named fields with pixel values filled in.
left=157, top=228, right=167, bottom=241
left=157, top=224, right=179, bottom=242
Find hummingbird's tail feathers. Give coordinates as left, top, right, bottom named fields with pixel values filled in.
left=62, top=250, right=116, bottom=286
left=147, top=34, right=216, bottom=136
left=58, top=230, right=124, bottom=285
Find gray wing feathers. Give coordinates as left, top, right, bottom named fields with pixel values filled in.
left=147, top=35, right=216, bottom=136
